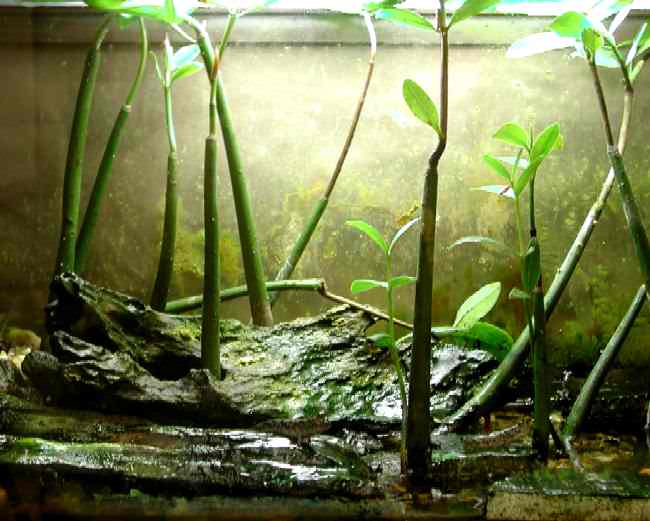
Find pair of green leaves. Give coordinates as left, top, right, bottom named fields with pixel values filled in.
left=430, top=282, right=514, bottom=362
left=346, top=218, right=419, bottom=297
left=372, top=0, right=500, bottom=31
left=481, top=121, right=562, bottom=199
left=507, top=3, right=649, bottom=81
left=152, top=39, right=203, bottom=87
left=85, top=0, right=198, bottom=24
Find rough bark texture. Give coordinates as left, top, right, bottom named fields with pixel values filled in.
left=43, top=273, right=497, bottom=428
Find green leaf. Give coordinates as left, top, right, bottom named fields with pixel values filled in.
left=374, top=7, right=434, bottom=30
left=627, top=21, right=650, bottom=65
left=507, top=32, right=575, bottom=59
left=171, top=43, right=200, bottom=70
left=368, top=332, right=394, bottom=348
left=346, top=220, right=389, bottom=255
left=364, top=0, right=402, bottom=13
left=150, top=51, right=163, bottom=84
left=389, top=275, right=416, bottom=291
left=449, top=0, right=500, bottom=29
left=85, top=0, right=198, bottom=24
left=171, top=61, right=203, bottom=83
left=582, top=27, right=604, bottom=58
left=450, top=321, right=513, bottom=362
left=530, top=122, right=561, bottom=161
left=402, top=79, right=441, bottom=136
left=513, top=158, right=542, bottom=197
left=350, top=279, right=388, bottom=294
left=493, top=122, right=530, bottom=150
left=473, top=185, right=515, bottom=199
left=549, top=11, right=592, bottom=39
left=388, top=217, right=420, bottom=255
left=522, top=238, right=541, bottom=292
left=508, top=287, right=530, bottom=300
left=448, top=235, right=518, bottom=257
left=453, top=282, right=501, bottom=330
left=483, top=154, right=513, bottom=183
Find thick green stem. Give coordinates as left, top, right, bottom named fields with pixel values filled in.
left=53, top=15, right=112, bottom=278
left=189, top=15, right=273, bottom=326
left=75, top=18, right=148, bottom=274
left=608, top=147, right=650, bottom=284
left=216, top=78, right=273, bottom=326
left=528, top=178, right=549, bottom=459
left=202, top=132, right=220, bottom=378
left=563, top=284, right=646, bottom=440
left=406, top=11, right=448, bottom=482
left=531, top=277, right=549, bottom=459
left=270, top=14, right=377, bottom=306
left=150, top=36, right=181, bottom=311
left=150, top=151, right=179, bottom=310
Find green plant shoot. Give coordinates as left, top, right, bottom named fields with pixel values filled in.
left=150, top=37, right=204, bottom=310
left=346, top=216, right=419, bottom=469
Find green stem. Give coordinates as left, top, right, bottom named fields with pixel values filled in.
left=216, top=76, right=273, bottom=326
left=194, top=14, right=273, bottom=327
left=386, top=254, right=407, bottom=472
left=406, top=5, right=448, bottom=482
left=202, top=130, right=220, bottom=378
left=53, top=15, right=112, bottom=278
left=165, top=278, right=414, bottom=329
left=531, top=277, right=549, bottom=459
left=150, top=150, right=179, bottom=310
left=528, top=178, right=549, bottom=459
left=563, top=284, right=646, bottom=440
left=272, top=197, right=328, bottom=284
left=75, top=18, right=148, bottom=274
left=270, top=14, right=377, bottom=306
left=167, top=279, right=324, bottom=312
left=589, top=60, right=650, bottom=286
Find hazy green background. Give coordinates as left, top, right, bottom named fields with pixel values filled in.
left=1, top=9, right=649, bottom=370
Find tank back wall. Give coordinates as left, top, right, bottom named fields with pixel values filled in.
left=1, top=8, right=649, bottom=370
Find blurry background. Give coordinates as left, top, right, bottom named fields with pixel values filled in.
left=1, top=7, right=649, bottom=370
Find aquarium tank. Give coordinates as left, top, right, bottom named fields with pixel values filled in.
left=2, top=0, right=650, bottom=519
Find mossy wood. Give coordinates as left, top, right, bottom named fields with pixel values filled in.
left=43, top=274, right=497, bottom=428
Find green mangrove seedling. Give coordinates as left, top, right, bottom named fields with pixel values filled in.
left=149, top=36, right=204, bottom=311
left=346, top=216, right=419, bottom=470
left=444, top=1, right=649, bottom=435
left=451, top=120, right=561, bottom=457
left=382, top=0, right=503, bottom=481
